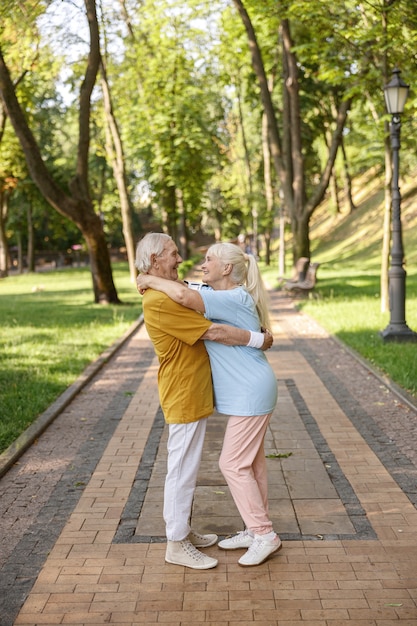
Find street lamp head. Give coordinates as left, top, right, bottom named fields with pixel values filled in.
left=384, top=68, right=409, bottom=115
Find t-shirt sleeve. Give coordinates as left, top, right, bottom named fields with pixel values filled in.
left=158, top=295, right=212, bottom=345
left=200, top=289, right=260, bottom=331
left=200, top=289, right=239, bottom=325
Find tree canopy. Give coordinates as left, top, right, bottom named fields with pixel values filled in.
left=1, top=0, right=417, bottom=294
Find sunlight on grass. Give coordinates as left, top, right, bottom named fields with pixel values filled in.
left=2, top=185, right=417, bottom=455
left=261, top=257, right=417, bottom=399
left=0, top=259, right=200, bottom=453
left=0, top=264, right=142, bottom=452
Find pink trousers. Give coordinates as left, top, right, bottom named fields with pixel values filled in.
left=219, top=412, right=273, bottom=535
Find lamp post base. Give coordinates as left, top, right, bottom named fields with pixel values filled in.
left=380, top=324, right=417, bottom=342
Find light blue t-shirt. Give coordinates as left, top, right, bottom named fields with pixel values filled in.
left=199, top=286, right=277, bottom=416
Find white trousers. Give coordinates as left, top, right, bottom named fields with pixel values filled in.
left=164, top=418, right=207, bottom=541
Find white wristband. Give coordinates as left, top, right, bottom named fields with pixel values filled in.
left=246, top=330, right=264, bottom=349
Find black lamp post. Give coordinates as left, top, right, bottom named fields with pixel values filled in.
left=380, top=68, right=417, bottom=342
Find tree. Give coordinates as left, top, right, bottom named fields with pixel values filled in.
left=0, top=0, right=120, bottom=303
left=100, top=58, right=138, bottom=283
left=118, top=0, right=227, bottom=256
left=231, top=0, right=351, bottom=263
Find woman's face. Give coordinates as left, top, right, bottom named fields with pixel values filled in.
left=201, top=252, right=226, bottom=287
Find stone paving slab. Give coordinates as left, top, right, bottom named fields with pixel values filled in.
left=1, top=290, right=417, bottom=625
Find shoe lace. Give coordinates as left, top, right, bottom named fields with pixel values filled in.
left=245, top=536, right=264, bottom=555
left=231, top=530, right=251, bottom=543
left=181, top=540, right=207, bottom=561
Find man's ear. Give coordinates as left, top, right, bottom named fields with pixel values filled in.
left=151, top=254, right=158, bottom=269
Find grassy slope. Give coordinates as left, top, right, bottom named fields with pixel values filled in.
left=309, top=167, right=417, bottom=271
left=266, top=168, right=417, bottom=398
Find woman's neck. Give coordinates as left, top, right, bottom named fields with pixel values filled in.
left=210, top=277, right=239, bottom=291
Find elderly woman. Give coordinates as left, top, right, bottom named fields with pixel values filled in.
left=137, top=242, right=281, bottom=566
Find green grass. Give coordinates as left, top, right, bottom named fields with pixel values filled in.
left=264, top=264, right=417, bottom=398
left=261, top=168, right=417, bottom=400
left=0, top=259, right=197, bottom=454
left=2, top=179, right=417, bottom=456
left=299, top=268, right=417, bottom=397
left=0, top=264, right=142, bottom=453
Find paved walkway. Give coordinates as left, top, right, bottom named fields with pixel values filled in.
left=1, top=289, right=417, bottom=625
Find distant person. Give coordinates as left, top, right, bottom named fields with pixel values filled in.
left=137, top=241, right=281, bottom=567
left=135, top=233, right=272, bottom=570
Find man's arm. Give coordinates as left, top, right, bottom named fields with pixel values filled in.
left=137, top=274, right=204, bottom=312
left=202, top=324, right=273, bottom=350
left=137, top=273, right=273, bottom=350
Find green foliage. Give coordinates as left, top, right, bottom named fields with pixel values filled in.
left=4, top=0, right=417, bottom=262
left=300, top=277, right=417, bottom=398
left=2, top=1, right=417, bottom=303
left=0, top=264, right=141, bottom=453
left=110, top=0, right=229, bottom=238
left=0, top=259, right=198, bottom=453
left=263, top=262, right=417, bottom=398
left=262, top=168, right=417, bottom=399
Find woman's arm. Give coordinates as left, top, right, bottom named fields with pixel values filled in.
left=203, top=325, right=273, bottom=350
left=136, top=274, right=205, bottom=313
left=137, top=274, right=273, bottom=350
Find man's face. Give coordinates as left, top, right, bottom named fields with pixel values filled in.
left=152, top=240, right=183, bottom=281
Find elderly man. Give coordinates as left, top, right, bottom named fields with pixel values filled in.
left=135, top=233, right=272, bottom=570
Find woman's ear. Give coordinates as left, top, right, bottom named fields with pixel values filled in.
left=223, top=263, right=232, bottom=276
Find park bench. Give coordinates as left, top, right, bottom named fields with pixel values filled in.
left=287, top=257, right=310, bottom=283
left=284, top=262, right=320, bottom=294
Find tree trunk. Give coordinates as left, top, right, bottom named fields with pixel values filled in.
left=341, top=138, right=356, bottom=213
left=278, top=203, right=286, bottom=277
left=27, top=201, right=35, bottom=272
left=100, top=59, right=138, bottom=283
left=262, top=110, right=274, bottom=266
left=281, top=19, right=309, bottom=262
left=165, top=185, right=178, bottom=241
left=16, top=229, right=23, bottom=273
left=291, top=212, right=311, bottom=263
left=237, top=85, right=258, bottom=255
left=0, top=191, right=9, bottom=277
left=281, top=20, right=305, bottom=212
left=330, top=170, right=340, bottom=213
left=176, top=187, right=187, bottom=259
left=0, top=0, right=120, bottom=303
left=0, top=105, right=11, bottom=277
left=233, top=2, right=350, bottom=265
left=232, top=0, right=285, bottom=188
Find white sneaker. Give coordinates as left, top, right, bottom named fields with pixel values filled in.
left=238, top=534, right=282, bottom=566
left=188, top=529, right=218, bottom=548
left=165, top=539, right=218, bottom=570
left=217, top=529, right=254, bottom=550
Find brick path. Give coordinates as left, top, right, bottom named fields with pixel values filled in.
left=1, top=290, right=417, bottom=625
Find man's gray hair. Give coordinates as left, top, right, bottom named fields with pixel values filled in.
left=135, top=232, right=172, bottom=274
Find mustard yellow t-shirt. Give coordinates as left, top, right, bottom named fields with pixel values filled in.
left=143, top=289, right=214, bottom=424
